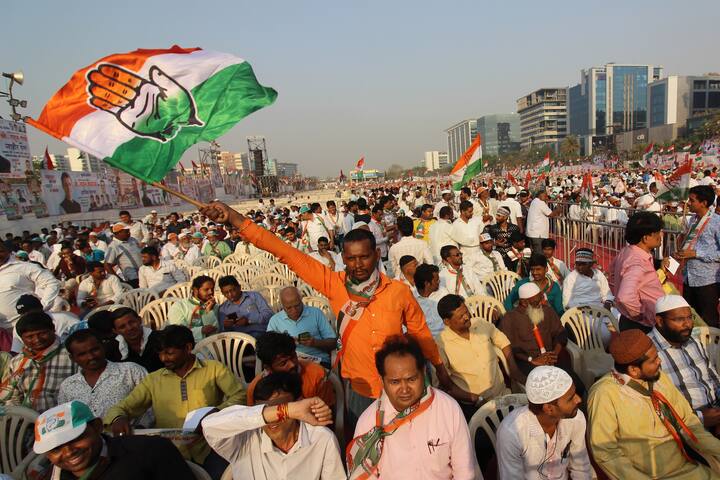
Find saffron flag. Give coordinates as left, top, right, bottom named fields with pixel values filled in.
left=642, top=143, right=655, bottom=166
left=507, top=171, right=519, bottom=187
left=524, top=171, right=532, bottom=190
left=27, top=46, right=277, bottom=183
left=656, top=155, right=693, bottom=202
left=356, top=157, right=365, bottom=170
left=450, top=135, right=482, bottom=190
left=580, top=173, right=593, bottom=209
left=44, top=147, right=54, bottom=170
left=538, top=152, right=551, bottom=174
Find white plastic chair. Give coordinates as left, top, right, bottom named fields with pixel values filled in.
left=468, top=394, right=528, bottom=451
left=184, top=265, right=203, bottom=279
left=245, top=254, right=272, bottom=271
left=193, top=332, right=260, bottom=386
left=119, top=288, right=159, bottom=313
left=0, top=406, right=38, bottom=478
left=327, top=371, right=345, bottom=449
left=222, top=252, right=249, bottom=265
left=465, top=295, right=506, bottom=324
left=298, top=280, right=323, bottom=299
left=236, top=266, right=260, bottom=290
left=303, top=296, right=336, bottom=330
left=215, top=263, right=242, bottom=278
left=253, top=273, right=292, bottom=290
left=140, top=298, right=180, bottom=330
left=186, top=461, right=211, bottom=480
left=173, top=258, right=189, bottom=271
left=193, top=256, right=221, bottom=269
left=484, top=270, right=520, bottom=303
left=257, top=286, right=283, bottom=313
left=693, top=326, right=720, bottom=373
left=271, top=262, right=298, bottom=284
left=201, top=268, right=224, bottom=285
left=162, top=282, right=192, bottom=299
left=561, top=306, right=616, bottom=388
left=84, top=303, right=122, bottom=319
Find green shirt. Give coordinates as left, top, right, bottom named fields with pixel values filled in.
left=168, top=299, right=220, bottom=343
left=201, top=240, right=232, bottom=260
left=104, top=358, right=245, bottom=462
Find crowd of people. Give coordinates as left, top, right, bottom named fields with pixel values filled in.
left=1, top=165, right=720, bottom=479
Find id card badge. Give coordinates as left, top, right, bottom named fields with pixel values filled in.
left=340, top=300, right=364, bottom=322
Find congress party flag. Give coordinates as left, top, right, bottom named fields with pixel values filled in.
left=356, top=156, right=365, bottom=170
left=27, top=46, right=277, bottom=183
left=642, top=143, right=655, bottom=166
left=538, top=152, right=551, bottom=174
left=580, top=173, right=593, bottom=210
left=450, top=134, right=482, bottom=190
left=656, top=154, right=693, bottom=202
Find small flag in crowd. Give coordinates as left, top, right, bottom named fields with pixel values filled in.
left=580, top=173, right=593, bottom=209
left=27, top=46, right=277, bottom=183
left=450, top=135, right=482, bottom=190
left=538, top=152, right=551, bottom=174
left=656, top=154, right=693, bottom=202
left=683, top=144, right=692, bottom=151
left=642, top=143, right=655, bottom=166
left=44, top=146, right=54, bottom=170
left=356, top=157, right=365, bottom=170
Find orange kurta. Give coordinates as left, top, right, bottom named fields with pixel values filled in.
left=240, top=220, right=442, bottom=398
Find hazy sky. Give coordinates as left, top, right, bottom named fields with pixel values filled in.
left=4, top=0, right=719, bottom=177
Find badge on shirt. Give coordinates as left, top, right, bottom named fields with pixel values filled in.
left=339, top=300, right=364, bottom=322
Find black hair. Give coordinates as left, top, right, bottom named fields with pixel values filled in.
left=119, top=210, right=130, bottom=217
left=76, top=240, right=89, bottom=250
left=87, top=310, right=116, bottom=335
left=440, top=244, right=458, bottom=260
left=459, top=200, right=473, bottom=212
left=256, top=331, right=296, bottom=366
left=218, top=275, right=240, bottom=289
left=509, top=231, right=526, bottom=244
left=253, top=372, right=303, bottom=403
left=625, top=212, right=663, bottom=245
left=460, top=187, right=471, bottom=196
left=375, top=335, right=425, bottom=377
left=191, top=275, right=214, bottom=290
left=439, top=206, right=453, bottom=219
left=689, top=185, right=715, bottom=208
left=399, top=255, right=416, bottom=269
left=529, top=253, right=548, bottom=268
left=371, top=204, right=383, bottom=215
left=318, top=236, right=329, bottom=244
left=65, top=329, right=101, bottom=354
left=421, top=203, right=433, bottom=212
left=141, top=246, right=159, bottom=256
left=614, top=354, right=649, bottom=375
left=156, top=324, right=195, bottom=349
left=343, top=228, right=377, bottom=250
left=326, top=200, right=336, bottom=208
left=16, top=312, right=55, bottom=336
left=541, top=238, right=556, bottom=249
left=86, top=261, right=104, bottom=272
left=413, top=263, right=439, bottom=291
left=397, top=216, right=414, bottom=237
left=110, top=307, right=140, bottom=326
left=437, top=294, right=465, bottom=320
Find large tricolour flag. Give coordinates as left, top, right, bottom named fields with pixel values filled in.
left=538, top=152, right=551, bottom=174
left=27, top=46, right=277, bottom=183
left=642, top=143, right=655, bottom=166
left=450, top=135, right=482, bottom=190
left=656, top=154, right=693, bottom=202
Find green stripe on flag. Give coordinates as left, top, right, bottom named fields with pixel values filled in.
left=452, top=158, right=483, bottom=190
left=105, top=62, right=277, bottom=183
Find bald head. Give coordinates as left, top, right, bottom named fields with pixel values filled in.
left=280, top=287, right=304, bottom=320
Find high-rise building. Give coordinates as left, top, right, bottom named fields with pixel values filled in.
left=234, top=152, right=249, bottom=171
left=264, top=158, right=278, bottom=176
left=517, top=88, right=568, bottom=150
left=476, top=114, right=521, bottom=156
left=445, top=119, right=477, bottom=165
left=568, top=63, right=663, bottom=153
left=424, top=151, right=449, bottom=171
left=277, top=162, right=298, bottom=177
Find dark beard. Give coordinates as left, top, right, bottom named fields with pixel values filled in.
left=661, top=327, right=691, bottom=344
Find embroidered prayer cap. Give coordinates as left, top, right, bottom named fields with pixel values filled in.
left=496, top=206, right=511, bottom=217
left=178, top=232, right=189, bottom=240
left=525, top=366, right=573, bottom=404
left=191, top=232, right=204, bottom=239
left=575, top=249, right=595, bottom=264
left=34, top=401, right=96, bottom=454
left=479, top=233, right=493, bottom=243
left=519, top=282, right=541, bottom=299
left=609, top=329, right=653, bottom=365
left=299, top=204, right=312, bottom=214
left=506, top=187, right=517, bottom=195
left=655, top=295, right=690, bottom=314
left=111, top=222, right=129, bottom=233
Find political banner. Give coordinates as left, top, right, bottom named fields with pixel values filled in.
left=0, top=119, right=31, bottom=178
left=40, top=171, right=117, bottom=216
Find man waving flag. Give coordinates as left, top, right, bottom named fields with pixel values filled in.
left=450, top=135, right=482, bottom=190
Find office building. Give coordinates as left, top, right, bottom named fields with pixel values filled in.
left=264, top=158, right=278, bottom=176
left=476, top=114, right=521, bottom=156
left=517, top=88, right=568, bottom=150
left=424, top=151, right=449, bottom=171
left=277, top=162, right=298, bottom=177
left=445, top=119, right=477, bottom=165
left=568, top=63, right=663, bottom=153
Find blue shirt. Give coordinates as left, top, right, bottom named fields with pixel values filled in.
left=218, top=291, right=273, bottom=338
left=685, top=211, right=720, bottom=287
left=267, top=306, right=336, bottom=365
left=83, top=249, right=105, bottom=262
left=504, top=277, right=565, bottom=317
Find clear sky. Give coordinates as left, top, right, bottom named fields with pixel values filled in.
left=3, top=0, right=719, bottom=177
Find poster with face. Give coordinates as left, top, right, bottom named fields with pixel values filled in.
left=40, top=171, right=118, bottom=216
left=0, top=119, right=31, bottom=179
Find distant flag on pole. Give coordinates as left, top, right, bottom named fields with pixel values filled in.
left=356, top=157, right=365, bottom=170
left=683, top=143, right=692, bottom=151
left=339, top=169, right=346, bottom=181
left=507, top=171, right=519, bottom=187
left=524, top=171, right=532, bottom=190
left=450, top=135, right=482, bottom=191
left=642, top=143, right=655, bottom=166
left=538, top=152, right=551, bottom=174
left=26, top=45, right=277, bottom=183
left=656, top=154, right=693, bottom=202
left=580, top=172, right=593, bottom=209
left=44, top=147, right=54, bottom=170
left=667, top=144, right=675, bottom=154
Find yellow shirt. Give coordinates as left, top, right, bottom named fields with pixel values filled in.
left=104, top=358, right=245, bottom=462
left=588, top=371, right=720, bottom=479
left=436, top=320, right=510, bottom=399
left=413, top=218, right=435, bottom=243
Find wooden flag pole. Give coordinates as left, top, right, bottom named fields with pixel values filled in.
left=151, top=181, right=207, bottom=209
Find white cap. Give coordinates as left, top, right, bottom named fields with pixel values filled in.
left=526, top=366, right=573, bottom=404
left=655, top=295, right=690, bottom=314
left=479, top=233, right=493, bottom=243
left=441, top=189, right=452, bottom=195
left=519, top=282, right=541, bottom=299
left=506, top=186, right=517, bottom=195
left=522, top=247, right=532, bottom=258
left=151, top=210, right=157, bottom=214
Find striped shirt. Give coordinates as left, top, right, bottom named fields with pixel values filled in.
left=648, top=328, right=720, bottom=412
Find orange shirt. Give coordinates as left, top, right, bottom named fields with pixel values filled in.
left=241, top=220, right=442, bottom=398
left=246, top=360, right=335, bottom=406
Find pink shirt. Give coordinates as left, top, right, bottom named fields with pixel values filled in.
left=611, top=245, right=665, bottom=326
left=353, top=387, right=481, bottom=480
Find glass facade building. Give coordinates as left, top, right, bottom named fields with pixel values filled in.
left=445, top=120, right=477, bottom=165
left=476, top=114, right=521, bottom=156
left=611, top=66, right=649, bottom=131
left=649, top=83, right=666, bottom=127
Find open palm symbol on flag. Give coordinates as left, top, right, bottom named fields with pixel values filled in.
left=86, top=63, right=204, bottom=142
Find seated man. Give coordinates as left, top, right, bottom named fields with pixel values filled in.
left=309, top=236, right=344, bottom=272
left=34, top=400, right=194, bottom=480
left=58, top=329, right=148, bottom=421
left=504, top=253, right=564, bottom=317
left=105, top=325, right=244, bottom=477
left=473, top=232, right=507, bottom=283
left=0, top=312, right=77, bottom=412
left=168, top=275, right=219, bottom=343
left=267, top=287, right=337, bottom=367
left=505, top=231, right=530, bottom=277
left=201, top=229, right=232, bottom=260
left=11, top=294, right=84, bottom=353
left=138, top=246, right=187, bottom=294
left=496, top=366, right=591, bottom=479
left=561, top=248, right=613, bottom=310
left=112, top=307, right=163, bottom=372
left=413, top=264, right=449, bottom=336
left=77, top=261, right=124, bottom=312
left=649, top=295, right=720, bottom=435
left=589, top=329, right=720, bottom=478
left=395, top=255, right=418, bottom=287
left=202, top=373, right=345, bottom=480
left=349, top=335, right=480, bottom=479
left=500, top=283, right=569, bottom=376
left=436, top=294, right=524, bottom=419
left=541, top=238, right=570, bottom=284
left=439, top=245, right=483, bottom=298
left=217, top=275, right=273, bottom=339
left=246, top=331, right=334, bottom=406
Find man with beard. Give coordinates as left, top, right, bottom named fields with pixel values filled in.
left=500, top=282, right=569, bottom=376
left=138, top=246, right=186, bottom=294
left=439, top=245, right=484, bottom=299
left=504, top=253, right=564, bottom=317
left=589, top=329, right=720, bottom=478
left=496, top=366, right=592, bottom=479
left=474, top=232, right=507, bottom=283
left=649, top=295, right=720, bottom=435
